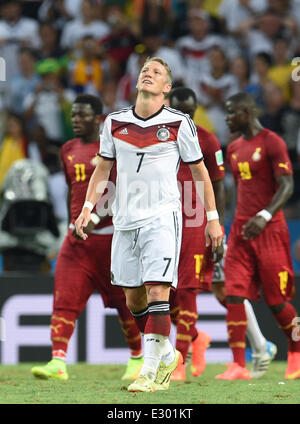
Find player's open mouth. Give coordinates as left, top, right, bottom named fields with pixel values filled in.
left=142, top=80, right=152, bottom=84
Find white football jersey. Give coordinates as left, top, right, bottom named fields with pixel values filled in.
left=100, top=105, right=203, bottom=230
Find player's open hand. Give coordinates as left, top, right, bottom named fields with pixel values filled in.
left=205, top=221, right=224, bottom=252
left=242, top=216, right=267, bottom=240
left=75, top=209, right=91, bottom=240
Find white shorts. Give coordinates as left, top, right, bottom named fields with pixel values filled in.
left=110, top=210, right=182, bottom=289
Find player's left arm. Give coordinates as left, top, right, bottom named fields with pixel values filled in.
left=204, top=133, right=226, bottom=261
left=242, top=133, right=294, bottom=240
left=189, top=160, right=224, bottom=251
left=212, top=179, right=225, bottom=261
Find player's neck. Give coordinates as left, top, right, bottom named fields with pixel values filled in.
left=80, top=131, right=99, bottom=144
left=134, top=93, right=165, bottom=119
left=242, top=120, right=264, bottom=140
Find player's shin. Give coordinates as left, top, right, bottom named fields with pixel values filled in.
left=273, top=302, right=300, bottom=353
left=226, top=303, right=248, bottom=367
left=51, top=311, right=77, bottom=360
left=130, top=306, right=149, bottom=334
left=139, top=302, right=172, bottom=381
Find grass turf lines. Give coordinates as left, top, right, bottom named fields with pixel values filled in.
left=0, top=362, right=299, bottom=404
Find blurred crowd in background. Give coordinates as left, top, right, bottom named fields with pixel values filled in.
left=0, top=0, right=300, bottom=270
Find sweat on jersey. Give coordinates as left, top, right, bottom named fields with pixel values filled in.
left=99, top=105, right=203, bottom=230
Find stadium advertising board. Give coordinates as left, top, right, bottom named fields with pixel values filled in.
left=1, top=274, right=299, bottom=364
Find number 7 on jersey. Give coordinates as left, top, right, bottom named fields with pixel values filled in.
left=136, top=153, right=145, bottom=173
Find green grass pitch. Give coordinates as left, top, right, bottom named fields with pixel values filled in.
left=0, top=362, right=299, bottom=404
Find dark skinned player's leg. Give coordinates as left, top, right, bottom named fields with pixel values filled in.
left=31, top=233, right=94, bottom=380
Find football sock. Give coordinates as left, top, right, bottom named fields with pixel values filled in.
left=169, top=290, right=179, bottom=325
left=244, top=299, right=267, bottom=353
left=140, top=333, right=165, bottom=381
left=273, top=302, right=300, bottom=353
left=145, top=302, right=171, bottom=336
left=52, top=349, right=67, bottom=361
left=131, top=306, right=148, bottom=333
left=175, top=289, right=198, bottom=363
left=140, top=302, right=172, bottom=380
left=51, top=311, right=76, bottom=354
left=116, top=303, right=142, bottom=356
left=226, top=303, right=247, bottom=367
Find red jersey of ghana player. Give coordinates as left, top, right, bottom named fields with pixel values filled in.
left=168, top=87, right=225, bottom=380
left=216, top=92, right=299, bottom=381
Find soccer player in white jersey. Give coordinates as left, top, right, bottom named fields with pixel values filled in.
left=75, top=57, right=223, bottom=392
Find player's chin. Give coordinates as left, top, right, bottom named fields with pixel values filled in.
left=73, top=129, right=85, bottom=137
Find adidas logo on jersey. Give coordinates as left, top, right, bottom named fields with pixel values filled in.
left=119, top=128, right=128, bottom=135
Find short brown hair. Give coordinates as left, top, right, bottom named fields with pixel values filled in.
left=142, top=56, right=173, bottom=84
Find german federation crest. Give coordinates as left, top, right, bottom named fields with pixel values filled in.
left=156, top=127, right=170, bottom=141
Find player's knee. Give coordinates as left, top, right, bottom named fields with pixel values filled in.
left=269, top=302, right=286, bottom=315
left=123, top=287, right=147, bottom=313
left=226, top=295, right=245, bottom=304
left=212, top=283, right=226, bottom=303
left=146, top=283, right=170, bottom=303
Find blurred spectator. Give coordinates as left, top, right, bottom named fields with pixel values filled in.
left=260, top=81, right=289, bottom=133
left=0, top=111, right=27, bottom=191
left=27, top=125, right=61, bottom=174
left=101, top=4, right=138, bottom=79
left=60, top=0, right=111, bottom=50
left=69, top=35, right=104, bottom=96
left=27, top=125, right=68, bottom=222
left=194, top=46, right=239, bottom=145
left=218, top=0, right=267, bottom=35
left=268, top=0, right=300, bottom=31
left=246, top=52, right=273, bottom=108
left=131, top=0, right=170, bottom=18
left=101, top=78, right=128, bottom=117
left=37, top=22, right=67, bottom=61
left=175, top=8, right=225, bottom=90
left=38, top=0, right=83, bottom=29
left=126, top=28, right=185, bottom=86
left=196, top=46, right=239, bottom=107
left=0, top=0, right=40, bottom=81
left=230, top=55, right=251, bottom=91
left=7, top=47, right=40, bottom=115
left=268, top=36, right=295, bottom=101
left=23, top=58, right=75, bottom=144
left=260, top=80, right=300, bottom=164
left=238, top=10, right=297, bottom=58
left=139, top=0, right=170, bottom=38
left=117, top=44, right=150, bottom=105
left=283, top=79, right=300, bottom=163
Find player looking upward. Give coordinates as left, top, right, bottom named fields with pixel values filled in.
left=169, top=87, right=277, bottom=381
left=216, top=92, right=300, bottom=380
left=31, top=94, right=143, bottom=381
left=75, top=57, right=223, bottom=392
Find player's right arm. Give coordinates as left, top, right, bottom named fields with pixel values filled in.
left=75, top=115, right=116, bottom=240
left=75, top=157, right=114, bottom=240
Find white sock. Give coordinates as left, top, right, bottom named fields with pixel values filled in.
left=139, top=333, right=165, bottom=381
left=244, top=299, right=267, bottom=353
left=161, top=337, right=175, bottom=365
